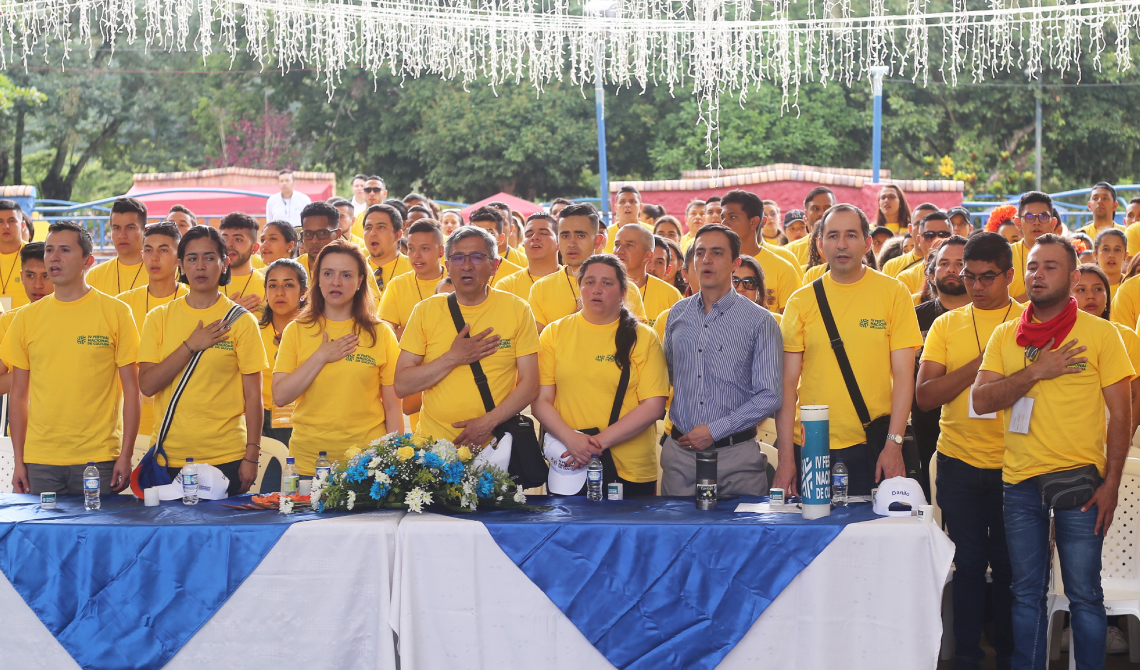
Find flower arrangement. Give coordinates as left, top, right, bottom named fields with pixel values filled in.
left=985, top=204, right=1018, bottom=232
left=305, top=433, right=529, bottom=514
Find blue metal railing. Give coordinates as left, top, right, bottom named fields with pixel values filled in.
left=963, top=184, right=1140, bottom=232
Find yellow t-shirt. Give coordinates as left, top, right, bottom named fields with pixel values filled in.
left=920, top=302, right=1025, bottom=469
left=1114, top=322, right=1140, bottom=381
left=368, top=253, right=414, bottom=293
left=897, top=260, right=928, bottom=296
left=275, top=318, right=401, bottom=475
left=491, top=258, right=522, bottom=287
left=1126, top=223, right=1140, bottom=257
left=504, top=246, right=527, bottom=268
left=401, top=290, right=540, bottom=443
left=679, top=233, right=694, bottom=252
left=496, top=267, right=554, bottom=301
left=638, top=274, right=682, bottom=328
left=259, top=321, right=281, bottom=411
left=0, top=305, right=23, bottom=348
left=883, top=222, right=902, bottom=235
left=803, top=264, right=828, bottom=284
left=538, top=313, right=669, bottom=482
left=882, top=250, right=921, bottom=279
left=785, top=235, right=813, bottom=270
left=378, top=269, right=443, bottom=331
left=764, top=242, right=804, bottom=279
left=781, top=270, right=924, bottom=448
left=228, top=268, right=266, bottom=306
left=1080, top=222, right=1126, bottom=242
left=1009, top=240, right=1031, bottom=300
left=348, top=233, right=367, bottom=250
left=0, top=290, right=140, bottom=465
left=0, top=246, right=27, bottom=309
left=1111, top=275, right=1140, bottom=331
left=118, top=284, right=190, bottom=438
left=755, top=246, right=803, bottom=312
left=251, top=255, right=267, bottom=270
left=528, top=266, right=647, bottom=327
left=87, top=258, right=149, bottom=296
left=979, top=309, right=1133, bottom=484
left=654, top=307, right=675, bottom=435
left=137, top=295, right=268, bottom=467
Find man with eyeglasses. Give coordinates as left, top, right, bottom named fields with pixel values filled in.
left=351, top=175, right=389, bottom=239
left=897, top=211, right=953, bottom=300
left=1006, top=191, right=1057, bottom=304
left=265, top=170, right=311, bottom=227
left=467, top=207, right=521, bottom=287
left=915, top=232, right=1023, bottom=668
left=298, top=201, right=381, bottom=298
left=362, top=203, right=411, bottom=298
left=883, top=202, right=940, bottom=279
left=1079, top=181, right=1124, bottom=242
left=395, top=226, right=540, bottom=447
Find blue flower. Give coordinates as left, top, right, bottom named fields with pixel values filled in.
left=345, top=464, right=370, bottom=483
left=423, top=452, right=444, bottom=469
left=442, top=461, right=464, bottom=484
left=369, top=480, right=390, bottom=500
left=478, top=471, right=495, bottom=498
left=385, top=465, right=397, bottom=477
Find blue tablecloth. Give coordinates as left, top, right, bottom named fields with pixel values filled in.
left=0, top=494, right=321, bottom=670
left=481, top=496, right=879, bottom=670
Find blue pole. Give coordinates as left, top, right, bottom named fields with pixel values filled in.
left=870, top=66, right=888, bottom=184
left=595, top=56, right=610, bottom=219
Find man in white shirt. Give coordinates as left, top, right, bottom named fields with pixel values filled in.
left=265, top=170, right=312, bottom=226
left=350, top=173, right=368, bottom=216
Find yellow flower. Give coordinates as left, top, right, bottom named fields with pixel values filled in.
left=344, top=446, right=360, bottom=460
left=397, top=446, right=415, bottom=461
left=412, top=434, right=430, bottom=447
left=456, top=446, right=473, bottom=463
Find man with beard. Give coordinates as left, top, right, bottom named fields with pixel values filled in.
left=910, top=235, right=970, bottom=498
left=219, top=213, right=265, bottom=312
left=897, top=211, right=954, bottom=300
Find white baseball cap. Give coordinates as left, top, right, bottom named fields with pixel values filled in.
left=873, top=476, right=927, bottom=517
left=473, top=432, right=513, bottom=472
left=153, top=463, right=231, bottom=501
left=543, top=434, right=588, bottom=495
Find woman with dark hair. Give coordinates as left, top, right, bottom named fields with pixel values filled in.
left=1094, top=228, right=1127, bottom=299
left=259, top=258, right=307, bottom=446
left=532, top=254, right=668, bottom=496
left=272, top=240, right=402, bottom=477
left=659, top=237, right=686, bottom=295
left=1076, top=262, right=1140, bottom=437
left=876, top=184, right=911, bottom=235
left=653, top=216, right=684, bottom=245
left=138, top=225, right=267, bottom=496
left=439, top=210, right=464, bottom=238
left=260, top=220, right=299, bottom=264
left=732, top=255, right=774, bottom=315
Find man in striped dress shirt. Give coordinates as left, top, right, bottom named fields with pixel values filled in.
left=661, top=224, right=783, bottom=496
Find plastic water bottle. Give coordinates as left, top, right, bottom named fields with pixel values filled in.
left=586, top=455, right=603, bottom=501
left=832, top=458, right=849, bottom=507
left=83, top=462, right=100, bottom=510
left=282, top=457, right=299, bottom=495
left=315, top=451, right=331, bottom=481
left=181, top=458, right=199, bottom=505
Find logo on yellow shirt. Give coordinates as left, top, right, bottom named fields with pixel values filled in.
left=859, top=318, right=886, bottom=330
left=76, top=335, right=110, bottom=346
left=497, top=338, right=512, bottom=350
left=211, top=341, right=234, bottom=351
left=345, top=353, right=377, bottom=366
left=594, top=354, right=616, bottom=363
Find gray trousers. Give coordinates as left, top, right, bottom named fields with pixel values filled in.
left=26, top=461, right=115, bottom=495
left=660, top=435, right=768, bottom=497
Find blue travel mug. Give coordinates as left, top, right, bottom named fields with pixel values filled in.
left=800, top=405, right=831, bottom=519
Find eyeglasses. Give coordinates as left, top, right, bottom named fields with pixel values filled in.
left=959, top=272, right=1001, bottom=286
left=1020, top=213, right=1052, bottom=223
left=448, top=253, right=490, bottom=266
left=299, top=229, right=340, bottom=241
left=922, top=230, right=952, bottom=241
left=732, top=276, right=759, bottom=290
left=363, top=187, right=384, bottom=194
left=373, top=267, right=385, bottom=291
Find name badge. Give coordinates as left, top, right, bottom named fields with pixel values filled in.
left=0, top=296, right=12, bottom=312
left=1009, top=396, right=1034, bottom=434
left=967, top=386, right=997, bottom=420
left=271, top=403, right=296, bottom=428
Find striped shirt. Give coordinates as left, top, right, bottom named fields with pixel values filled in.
left=663, top=289, right=783, bottom=440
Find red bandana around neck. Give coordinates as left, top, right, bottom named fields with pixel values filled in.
left=1016, top=296, right=1078, bottom=350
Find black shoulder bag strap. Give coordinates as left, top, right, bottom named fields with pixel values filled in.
left=155, top=303, right=249, bottom=449
left=812, top=278, right=872, bottom=429
left=608, top=363, right=631, bottom=427
left=447, top=292, right=496, bottom=413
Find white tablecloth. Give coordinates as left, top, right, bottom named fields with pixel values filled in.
left=390, top=513, right=955, bottom=669
left=0, top=511, right=404, bottom=669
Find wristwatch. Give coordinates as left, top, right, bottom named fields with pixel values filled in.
left=886, top=433, right=905, bottom=447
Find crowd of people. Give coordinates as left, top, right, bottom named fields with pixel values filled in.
left=1, top=170, right=1138, bottom=668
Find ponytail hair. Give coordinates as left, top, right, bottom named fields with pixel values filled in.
left=577, top=254, right=639, bottom=371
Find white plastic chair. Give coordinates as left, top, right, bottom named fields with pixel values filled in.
left=759, top=441, right=778, bottom=470
left=1047, top=456, right=1140, bottom=665
left=756, top=418, right=778, bottom=446
left=929, top=451, right=942, bottom=529
left=253, top=437, right=290, bottom=493
left=0, top=436, right=12, bottom=494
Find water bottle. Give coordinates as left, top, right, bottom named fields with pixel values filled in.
left=586, top=455, right=603, bottom=501
left=181, top=458, right=199, bottom=505
left=832, top=458, right=849, bottom=507
left=282, top=456, right=299, bottom=495
left=83, top=462, right=100, bottom=510
left=315, top=451, right=331, bottom=481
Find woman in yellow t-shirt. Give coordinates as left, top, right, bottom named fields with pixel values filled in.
left=272, top=241, right=402, bottom=476
left=259, top=220, right=299, bottom=265
left=138, top=225, right=268, bottom=495
left=259, top=258, right=307, bottom=446
left=1075, top=262, right=1140, bottom=437
left=532, top=254, right=669, bottom=496
left=1094, top=228, right=1127, bottom=300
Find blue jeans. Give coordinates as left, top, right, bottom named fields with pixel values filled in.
left=936, top=454, right=1012, bottom=669
left=1003, top=478, right=1105, bottom=670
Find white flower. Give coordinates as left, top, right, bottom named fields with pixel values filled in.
left=368, top=456, right=384, bottom=469
left=279, top=496, right=295, bottom=514
left=405, top=488, right=433, bottom=513
left=374, top=471, right=391, bottom=485
left=501, top=483, right=510, bottom=493
left=462, top=480, right=474, bottom=496
left=513, top=486, right=526, bottom=504
left=346, top=490, right=356, bottom=510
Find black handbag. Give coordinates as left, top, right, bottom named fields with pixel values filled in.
left=446, top=293, right=547, bottom=489
left=812, top=279, right=919, bottom=474
left=1034, top=464, right=1100, bottom=510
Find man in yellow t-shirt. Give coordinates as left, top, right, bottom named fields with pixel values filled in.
left=1123, top=197, right=1140, bottom=257
left=4, top=222, right=140, bottom=495
left=1008, top=191, right=1058, bottom=303
left=329, top=197, right=368, bottom=249
left=496, top=213, right=561, bottom=301
left=485, top=200, right=529, bottom=267
left=775, top=204, right=923, bottom=497
left=882, top=202, right=940, bottom=279
left=781, top=209, right=812, bottom=269
left=973, top=234, right=1132, bottom=666
left=301, top=201, right=381, bottom=298
left=612, top=223, right=682, bottom=327
left=467, top=207, right=521, bottom=286
left=88, top=197, right=150, bottom=296
left=350, top=175, right=388, bottom=239
left=896, top=211, right=953, bottom=296
left=362, top=203, right=412, bottom=296
left=395, top=226, right=540, bottom=446
left=916, top=231, right=1023, bottom=666
left=719, top=189, right=802, bottom=311
left=528, top=203, right=647, bottom=330
left=0, top=242, right=54, bottom=399
left=1079, top=181, right=1125, bottom=242
left=219, top=212, right=266, bottom=313
left=604, top=186, right=644, bottom=254
left=678, top=199, right=705, bottom=251
left=0, top=200, right=28, bottom=310
left=380, top=219, right=446, bottom=339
